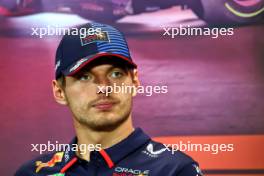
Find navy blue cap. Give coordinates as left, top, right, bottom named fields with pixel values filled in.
left=55, top=22, right=137, bottom=79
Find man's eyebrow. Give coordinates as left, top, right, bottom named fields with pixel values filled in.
left=76, top=70, right=90, bottom=75
left=109, top=65, right=129, bottom=73
left=75, top=64, right=129, bottom=76
left=72, top=69, right=91, bottom=78
left=100, top=64, right=128, bottom=73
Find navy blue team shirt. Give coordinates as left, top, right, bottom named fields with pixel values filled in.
left=15, top=128, right=203, bottom=176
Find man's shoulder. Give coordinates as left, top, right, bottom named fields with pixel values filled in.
left=15, top=151, right=64, bottom=176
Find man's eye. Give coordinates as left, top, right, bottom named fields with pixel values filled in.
left=79, top=74, right=91, bottom=81
left=110, top=71, right=123, bottom=78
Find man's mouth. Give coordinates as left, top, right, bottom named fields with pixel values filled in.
left=92, top=101, right=117, bottom=111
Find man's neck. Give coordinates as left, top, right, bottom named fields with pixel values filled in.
left=73, top=116, right=134, bottom=161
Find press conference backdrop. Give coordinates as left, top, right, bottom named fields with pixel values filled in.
left=0, top=1, right=263, bottom=175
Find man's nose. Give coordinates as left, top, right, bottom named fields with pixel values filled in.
left=96, top=76, right=112, bottom=95
left=96, top=76, right=111, bottom=86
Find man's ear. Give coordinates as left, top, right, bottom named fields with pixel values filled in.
left=52, top=80, right=68, bottom=105
left=131, top=69, right=140, bottom=97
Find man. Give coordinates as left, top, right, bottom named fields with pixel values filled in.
left=15, top=22, right=203, bottom=176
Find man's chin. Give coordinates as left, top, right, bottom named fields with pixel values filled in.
left=79, top=115, right=129, bottom=132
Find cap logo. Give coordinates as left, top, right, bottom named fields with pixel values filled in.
left=80, top=29, right=109, bottom=46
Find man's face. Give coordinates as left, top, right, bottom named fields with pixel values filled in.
left=55, top=60, right=139, bottom=131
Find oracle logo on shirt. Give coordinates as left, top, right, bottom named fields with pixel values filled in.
left=113, top=167, right=149, bottom=176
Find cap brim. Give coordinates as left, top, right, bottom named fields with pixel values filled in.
left=62, top=53, right=137, bottom=77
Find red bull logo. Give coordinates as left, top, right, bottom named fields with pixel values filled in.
left=35, top=152, right=64, bottom=173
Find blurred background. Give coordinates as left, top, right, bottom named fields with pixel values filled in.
left=0, top=0, right=263, bottom=175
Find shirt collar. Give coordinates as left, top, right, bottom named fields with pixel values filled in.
left=63, top=128, right=150, bottom=170
left=103, top=128, right=150, bottom=164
